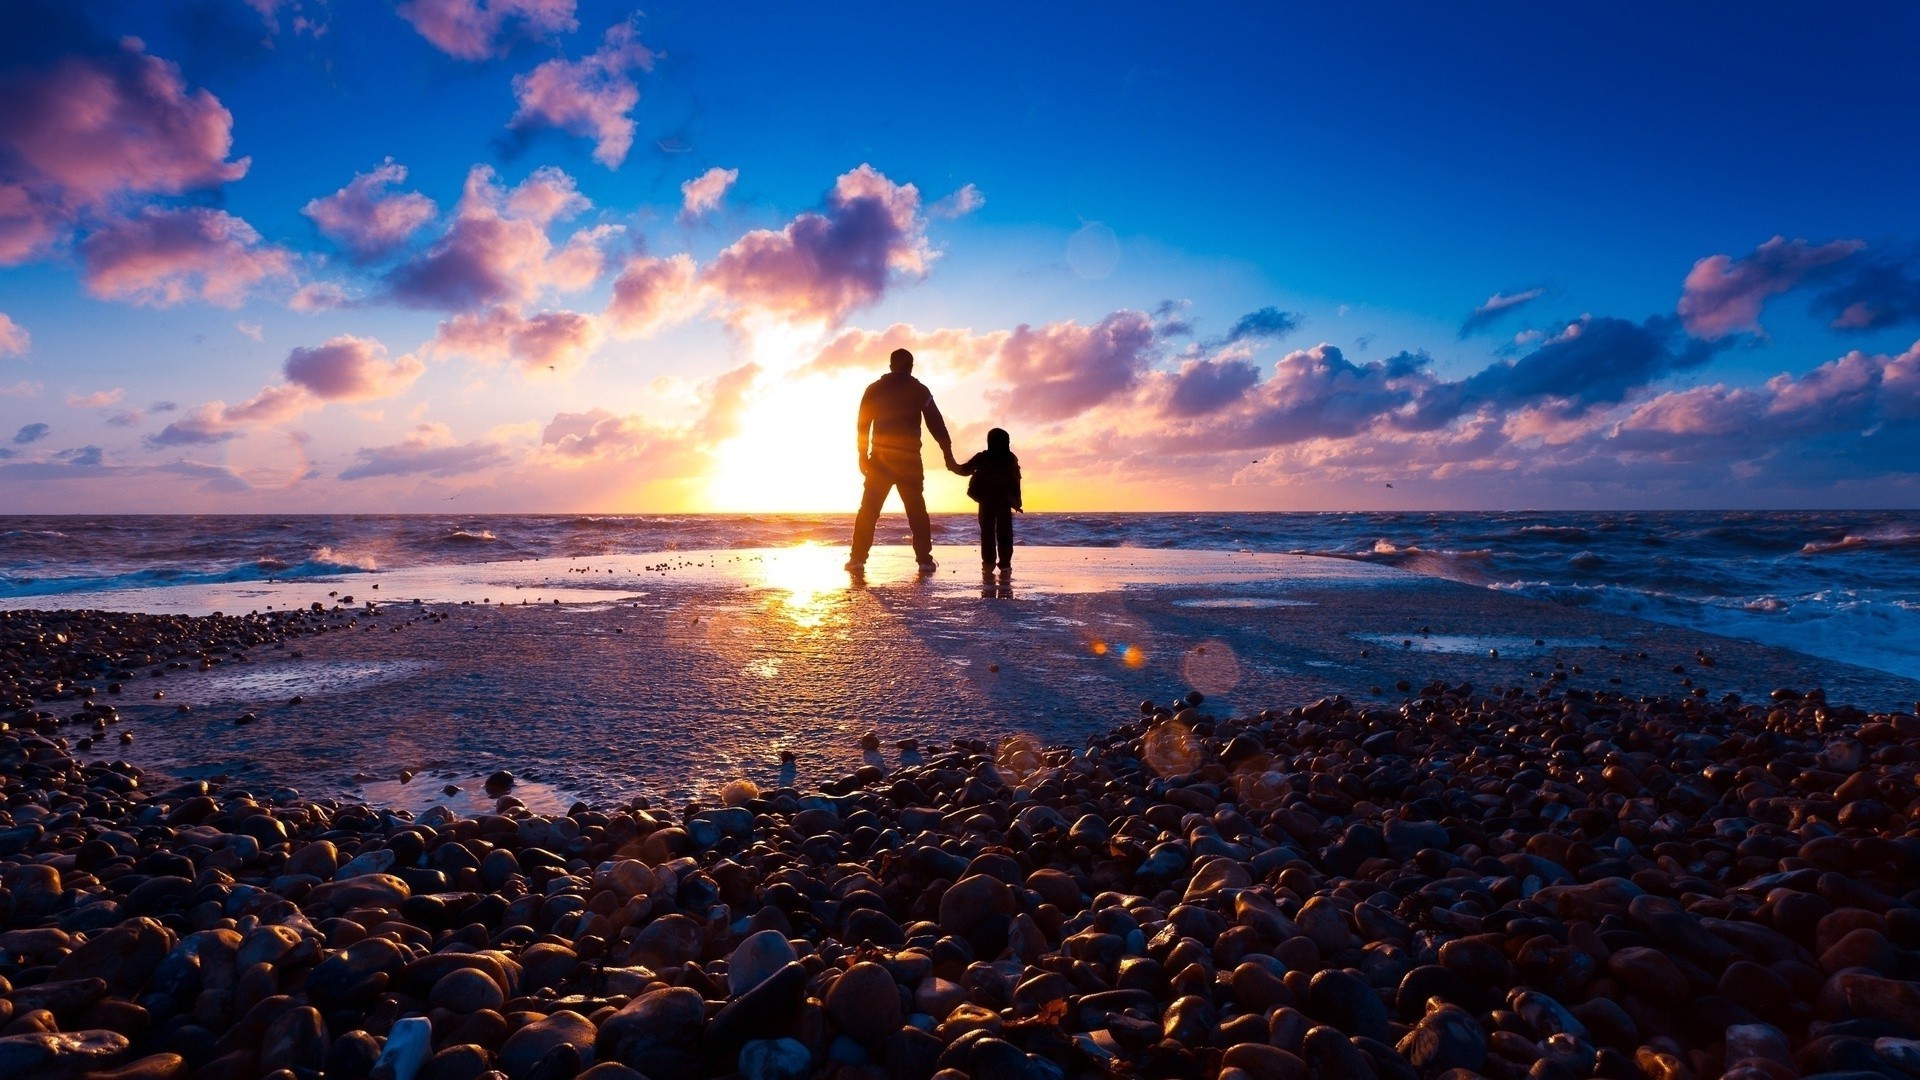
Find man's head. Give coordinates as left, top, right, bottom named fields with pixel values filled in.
left=889, top=347, right=913, bottom=374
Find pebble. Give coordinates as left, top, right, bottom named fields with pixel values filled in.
left=4, top=609, right=1920, bottom=1080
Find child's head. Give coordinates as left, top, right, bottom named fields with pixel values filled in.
left=987, top=427, right=1011, bottom=452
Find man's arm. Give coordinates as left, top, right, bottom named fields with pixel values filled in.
left=855, top=388, right=874, bottom=471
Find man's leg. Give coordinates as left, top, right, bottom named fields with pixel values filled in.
left=995, top=505, right=1014, bottom=568
left=848, top=472, right=892, bottom=566
left=898, top=474, right=933, bottom=564
left=977, top=504, right=995, bottom=566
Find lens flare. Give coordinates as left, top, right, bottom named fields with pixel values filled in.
left=1181, top=640, right=1241, bottom=695
left=1143, top=719, right=1199, bottom=776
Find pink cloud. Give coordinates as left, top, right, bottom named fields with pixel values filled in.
left=289, top=281, right=351, bottom=313
left=1677, top=236, right=1864, bottom=339
left=988, top=310, right=1159, bottom=420
left=283, top=335, right=425, bottom=401
left=0, top=39, right=250, bottom=264
left=605, top=253, right=697, bottom=338
left=303, top=159, right=437, bottom=258
left=541, top=363, right=756, bottom=465
left=510, top=20, right=655, bottom=168
left=66, top=388, right=125, bottom=408
left=396, top=0, right=576, bottom=60
left=701, top=164, right=932, bottom=326
left=929, top=183, right=985, bottom=219
left=806, top=322, right=1004, bottom=376
left=149, top=383, right=314, bottom=445
left=80, top=207, right=293, bottom=307
left=430, top=305, right=602, bottom=372
left=340, top=423, right=509, bottom=479
left=388, top=165, right=611, bottom=310
left=0, top=314, right=27, bottom=358
left=680, top=167, right=738, bottom=218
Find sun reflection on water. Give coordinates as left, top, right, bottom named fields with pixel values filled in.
left=753, top=542, right=849, bottom=629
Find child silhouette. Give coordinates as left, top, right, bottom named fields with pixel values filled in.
left=951, top=427, right=1022, bottom=571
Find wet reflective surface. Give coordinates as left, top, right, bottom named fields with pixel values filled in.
left=55, top=545, right=1920, bottom=805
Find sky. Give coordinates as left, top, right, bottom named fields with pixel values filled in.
left=2, top=0, right=1919, bottom=513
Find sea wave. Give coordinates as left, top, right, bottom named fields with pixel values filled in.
left=1799, top=529, right=1920, bottom=555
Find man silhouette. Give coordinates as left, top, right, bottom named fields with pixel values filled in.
left=848, top=347, right=954, bottom=572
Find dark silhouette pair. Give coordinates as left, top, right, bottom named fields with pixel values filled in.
left=846, top=348, right=1022, bottom=574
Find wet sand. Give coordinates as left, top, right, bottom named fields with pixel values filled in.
left=36, top=545, right=1918, bottom=810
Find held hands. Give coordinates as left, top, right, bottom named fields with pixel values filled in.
left=942, top=447, right=961, bottom=474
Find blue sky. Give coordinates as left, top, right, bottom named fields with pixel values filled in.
left=2, top=0, right=1918, bottom=511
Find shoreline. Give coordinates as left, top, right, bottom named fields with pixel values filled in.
left=2, top=608, right=1920, bottom=1077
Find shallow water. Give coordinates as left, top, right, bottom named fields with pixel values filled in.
left=5, top=510, right=1917, bottom=680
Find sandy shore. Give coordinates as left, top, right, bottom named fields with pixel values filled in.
left=17, top=545, right=1915, bottom=810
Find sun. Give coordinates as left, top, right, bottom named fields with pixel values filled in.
left=702, top=369, right=866, bottom=511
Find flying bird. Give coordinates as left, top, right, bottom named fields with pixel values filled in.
left=1385, top=482, right=1394, bottom=488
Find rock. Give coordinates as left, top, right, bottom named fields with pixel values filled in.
left=1297, top=897, right=1350, bottom=955
left=371, top=1016, right=431, bottom=1080
left=1221, top=1043, right=1308, bottom=1080
left=499, top=1012, right=595, bottom=1080
left=259, top=1006, right=327, bottom=1074
left=938, top=875, right=1014, bottom=936
left=51, top=918, right=174, bottom=995
left=824, top=962, right=902, bottom=1043
left=739, top=1037, right=811, bottom=1080
left=1398, top=1002, right=1485, bottom=1073
left=0, top=1030, right=131, bottom=1078
left=727, top=929, right=798, bottom=996
left=626, top=913, right=704, bottom=969
left=429, top=968, right=506, bottom=1014
left=595, top=987, right=705, bottom=1066
left=1305, top=969, right=1390, bottom=1043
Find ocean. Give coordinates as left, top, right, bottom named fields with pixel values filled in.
left=2, top=510, right=1917, bottom=682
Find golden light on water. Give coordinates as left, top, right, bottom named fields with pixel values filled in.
left=751, top=543, right=848, bottom=629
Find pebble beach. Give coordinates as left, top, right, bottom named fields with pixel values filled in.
left=5, top=584, right=1920, bottom=1080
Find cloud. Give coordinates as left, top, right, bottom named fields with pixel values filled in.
left=0, top=381, right=42, bottom=397
left=605, top=253, right=697, bottom=338
left=540, top=362, right=756, bottom=468
left=806, top=323, right=1004, bottom=376
left=1812, top=253, right=1920, bottom=332
left=66, top=388, right=124, bottom=408
left=289, top=281, right=351, bottom=312
left=430, top=305, right=602, bottom=372
left=510, top=19, right=654, bottom=168
left=1180, top=345, right=1428, bottom=448
left=303, top=159, right=437, bottom=259
left=679, top=167, right=737, bottom=219
left=148, top=383, right=314, bottom=445
left=57, top=445, right=103, bottom=467
left=0, top=313, right=26, bottom=357
left=701, top=164, right=932, bottom=326
left=1678, top=236, right=1864, bottom=339
left=387, top=165, right=610, bottom=311
left=340, top=422, right=510, bottom=479
left=13, top=423, right=49, bottom=444
left=1407, top=316, right=1716, bottom=429
left=80, top=206, right=294, bottom=307
left=930, top=184, right=985, bottom=220
left=1165, top=356, right=1261, bottom=417
left=396, top=0, right=576, bottom=60
left=989, top=309, right=1159, bottom=420
left=1212, top=306, right=1300, bottom=347
left=106, top=410, right=142, bottom=427
left=1459, top=287, right=1545, bottom=337
left=0, top=36, right=249, bottom=264
left=283, top=335, right=425, bottom=401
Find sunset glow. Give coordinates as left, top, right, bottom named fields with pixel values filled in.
left=0, top=4, right=1916, bottom=511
